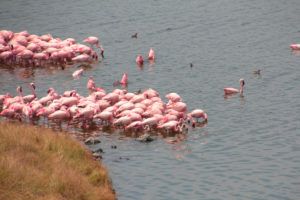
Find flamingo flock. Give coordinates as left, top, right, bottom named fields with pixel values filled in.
left=0, top=29, right=102, bottom=68
left=0, top=29, right=210, bottom=139
left=0, top=79, right=207, bottom=136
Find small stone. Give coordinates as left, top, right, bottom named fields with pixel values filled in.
left=136, top=133, right=154, bottom=142
left=92, top=147, right=104, bottom=153
left=84, top=137, right=101, bottom=145
left=92, top=152, right=102, bottom=159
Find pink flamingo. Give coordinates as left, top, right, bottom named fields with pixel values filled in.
left=73, top=106, right=96, bottom=120
left=157, top=120, right=180, bottom=133
left=131, top=107, right=144, bottom=115
left=148, top=48, right=155, bottom=60
left=0, top=108, right=16, bottom=118
left=126, top=112, right=142, bottom=122
left=93, top=110, right=114, bottom=125
left=0, top=30, right=14, bottom=41
left=113, top=115, right=132, bottom=127
left=161, top=114, right=178, bottom=123
left=87, top=76, right=96, bottom=93
left=63, top=90, right=77, bottom=97
left=36, top=106, right=56, bottom=117
left=29, top=100, right=44, bottom=115
left=0, top=51, right=13, bottom=63
left=113, top=73, right=128, bottom=86
left=224, top=79, right=245, bottom=95
left=48, top=110, right=70, bottom=120
left=60, top=96, right=78, bottom=107
left=38, top=88, right=57, bottom=105
left=116, top=102, right=135, bottom=114
left=143, top=88, right=159, bottom=98
left=26, top=43, right=41, bottom=52
left=23, top=83, right=36, bottom=103
left=22, top=104, right=33, bottom=118
left=130, top=94, right=145, bottom=104
left=33, top=52, right=49, bottom=66
left=166, top=92, right=182, bottom=103
left=72, top=68, right=84, bottom=78
left=187, top=109, right=208, bottom=124
left=120, top=73, right=128, bottom=85
left=167, top=102, right=187, bottom=113
left=290, top=44, right=300, bottom=50
left=83, top=36, right=100, bottom=48
left=124, top=92, right=135, bottom=100
left=72, top=54, right=92, bottom=63
left=136, top=55, right=144, bottom=65
left=5, top=86, right=25, bottom=117
left=125, top=121, right=143, bottom=130
left=141, top=116, right=160, bottom=128
left=3, top=86, right=23, bottom=109
left=102, top=93, right=120, bottom=105
left=40, top=34, right=52, bottom=42
left=0, top=93, right=11, bottom=104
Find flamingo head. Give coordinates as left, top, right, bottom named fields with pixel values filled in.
left=47, top=87, right=54, bottom=94
left=239, top=79, right=245, bottom=87
left=70, top=90, right=77, bottom=97
left=30, top=82, right=36, bottom=90
left=17, top=86, right=22, bottom=93
left=203, top=112, right=208, bottom=121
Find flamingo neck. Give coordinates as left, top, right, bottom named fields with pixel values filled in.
left=203, top=113, right=208, bottom=121
left=31, top=85, right=36, bottom=97
left=239, top=85, right=244, bottom=94
left=18, top=89, right=24, bottom=104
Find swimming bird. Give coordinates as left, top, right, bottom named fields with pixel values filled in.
left=131, top=33, right=138, bottom=38
left=148, top=48, right=155, bottom=61
left=136, top=55, right=144, bottom=65
left=72, top=68, right=84, bottom=78
left=224, top=79, right=245, bottom=95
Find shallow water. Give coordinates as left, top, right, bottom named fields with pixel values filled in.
left=1, top=0, right=300, bottom=199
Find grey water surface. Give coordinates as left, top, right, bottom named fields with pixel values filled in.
left=1, top=0, right=300, bottom=199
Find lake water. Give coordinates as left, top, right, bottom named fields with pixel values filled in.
left=1, top=0, right=300, bottom=199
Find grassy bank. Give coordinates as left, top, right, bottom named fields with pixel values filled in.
left=0, top=121, right=116, bottom=200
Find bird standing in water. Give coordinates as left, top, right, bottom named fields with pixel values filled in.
left=224, top=79, right=245, bottom=95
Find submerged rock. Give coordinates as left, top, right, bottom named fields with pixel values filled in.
left=84, top=137, right=101, bottom=145
left=92, top=147, right=104, bottom=153
left=136, top=133, right=154, bottom=143
left=92, top=152, right=102, bottom=159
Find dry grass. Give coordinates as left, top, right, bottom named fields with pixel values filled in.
left=0, top=121, right=116, bottom=200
